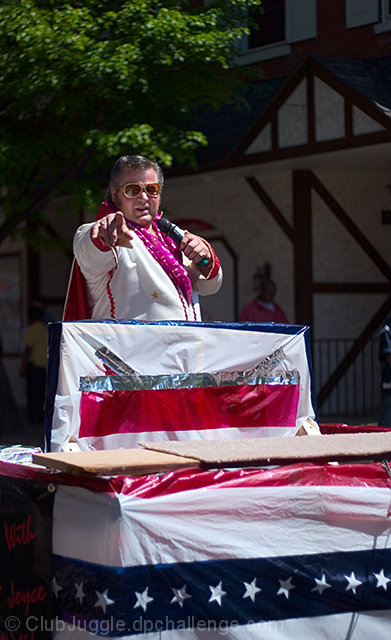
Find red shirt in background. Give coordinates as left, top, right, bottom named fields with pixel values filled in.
left=239, top=298, right=288, bottom=323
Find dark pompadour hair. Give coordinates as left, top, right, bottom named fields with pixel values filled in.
left=107, top=155, right=164, bottom=203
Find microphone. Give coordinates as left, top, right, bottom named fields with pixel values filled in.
left=157, top=218, right=210, bottom=267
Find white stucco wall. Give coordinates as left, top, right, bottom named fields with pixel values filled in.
left=163, top=170, right=294, bottom=324
left=312, top=169, right=390, bottom=339
left=164, top=167, right=391, bottom=342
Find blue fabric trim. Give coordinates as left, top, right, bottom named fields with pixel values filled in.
left=61, top=319, right=308, bottom=335
left=303, top=325, right=318, bottom=420
left=45, top=322, right=63, bottom=452
left=53, top=547, right=391, bottom=636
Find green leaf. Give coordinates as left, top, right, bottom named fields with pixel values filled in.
left=0, top=0, right=263, bottom=247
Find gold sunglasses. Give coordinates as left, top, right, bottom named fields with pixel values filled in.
left=120, top=182, right=160, bottom=199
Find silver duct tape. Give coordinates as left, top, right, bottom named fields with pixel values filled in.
left=94, top=347, right=137, bottom=376
left=79, top=367, right=299, bottom=392
left=258, top=348, right=286, bottom=375
left=92, top=345, right=287, bottom=379
left=81, top=347, right=298, bottom=391
left=93, top=345, right=287, bottom=379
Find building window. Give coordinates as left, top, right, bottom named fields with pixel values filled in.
left=346, top=0, right=391, bottom=32
left=248, top=0, right=285, bottom=49
left=235, top=0, right=316, bottom=65
left=383, top=0, right=391, bottom=17
left=375, top=0, right=391, bottom=32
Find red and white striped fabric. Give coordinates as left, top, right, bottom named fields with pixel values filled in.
left=46, top=320, right=315, bottom=452
left=1, top=447, right=390, bottom=638
left=46, top=461, right=391, bottom=639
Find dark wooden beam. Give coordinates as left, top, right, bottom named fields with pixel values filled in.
left=307, top=69, right=315, bottom=145
left=245, top=176, right=294, bottom=241
left=293, top=170, right=313, bottom=326
left=310, top=173, right=391, bottom=282
left=314, top=282, right=391, bottom=293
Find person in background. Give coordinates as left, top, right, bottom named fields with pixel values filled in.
left=19, top=300, right=48, bottom=427
left=379, top=316, right=391, bottom=427
left=239, top=262, right=288, bottom=324
left=63, top=154, right=222, bottom=322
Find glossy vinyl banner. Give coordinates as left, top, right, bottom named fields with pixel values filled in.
left=45, top=320, right=316, bottom=452
left=48, top=462, right=391, bottom=639
left=0, top=474, right=55, bottom=639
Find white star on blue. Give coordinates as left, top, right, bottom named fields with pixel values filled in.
left=209, top=581, right=226, bottom=606
left=134, top=587, right=153, bottom=612
left=171, top=584, right=192, bottom=607
left=243, top=578, right=261, bottom=602
left=345, top=572, right=362, bottom=595
left=311, top=574, right=331, bottom=595
left=277, top=576, right=295, bottom=599
left=94, top=589, right=114, bottom=613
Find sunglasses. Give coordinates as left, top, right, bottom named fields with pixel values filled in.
left=120, top=182, right=160, bottom=199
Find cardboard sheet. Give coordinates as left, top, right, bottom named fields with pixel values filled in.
left=140, top=432, right=391, bottom=466
left=32, top=448, right=199, bottom=476
left=33, top=432, right=391, bottom=477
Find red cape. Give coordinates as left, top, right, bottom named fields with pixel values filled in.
left=63, top=259, right=91, bottom=321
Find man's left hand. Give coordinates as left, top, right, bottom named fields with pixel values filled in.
left=180, top=231, right=211, bottom=268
